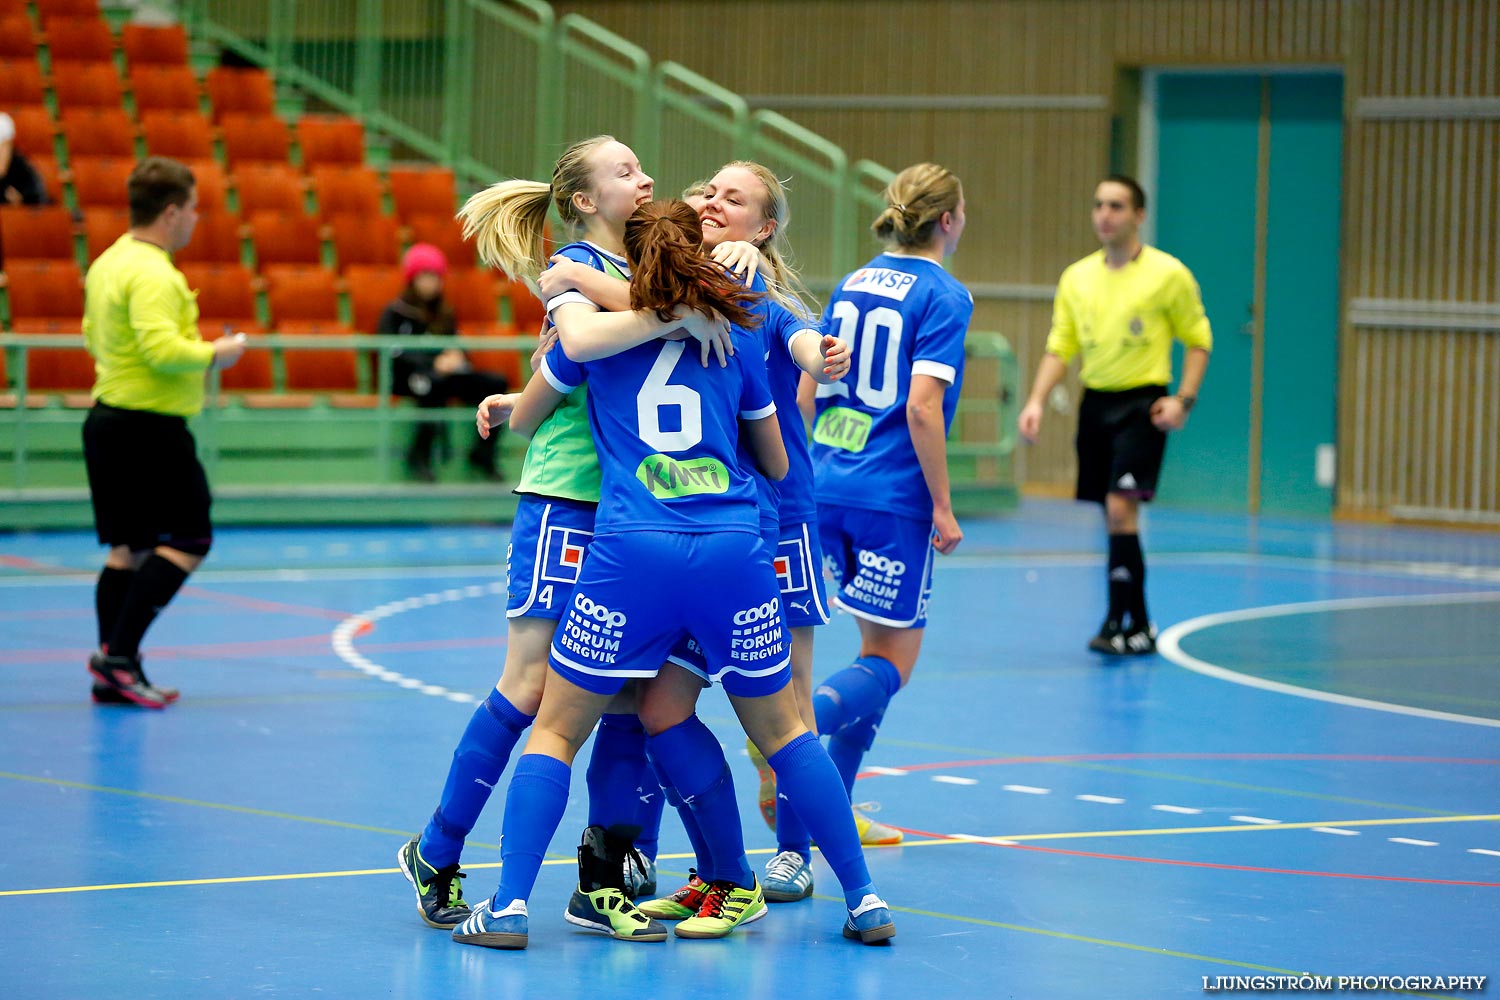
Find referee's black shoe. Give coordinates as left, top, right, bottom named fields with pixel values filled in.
left=1087, top=619, right=1126, bottom=655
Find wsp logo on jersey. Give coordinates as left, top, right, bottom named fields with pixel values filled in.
left=636, top=454, right=730, bottom=498
left=573, top=593, right=627, bottom=628
left=843, top=267, right=917, bottom=301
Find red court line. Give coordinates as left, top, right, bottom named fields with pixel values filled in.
left=180, top=586, right=353, bottom=622
left=861, top=753, right=1500, bottom=776
left=901, top=826, right=1500, bottom=887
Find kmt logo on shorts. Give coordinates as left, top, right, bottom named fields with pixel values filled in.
left=858, top=550, right=907, bottom=577
left=573, top=593, right=627, bottom=628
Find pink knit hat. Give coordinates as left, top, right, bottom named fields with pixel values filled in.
left=402, top=242, right=448, bottom=283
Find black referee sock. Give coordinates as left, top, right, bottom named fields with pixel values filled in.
left=107, top=555, right=191, bottom=659
left=1107, top=534, right=1147, bottom=626
left=95, top=566, right=136, bottom=648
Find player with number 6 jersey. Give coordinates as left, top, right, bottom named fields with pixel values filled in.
left=805, top=163, right=973, bottom=842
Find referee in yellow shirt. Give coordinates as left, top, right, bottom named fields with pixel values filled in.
left=82, top=156, right=245, bottom=706
left=1018, top=175, right=1211, bottom=656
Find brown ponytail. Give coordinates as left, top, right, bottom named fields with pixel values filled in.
left=624, top=200, right=761, bottom=329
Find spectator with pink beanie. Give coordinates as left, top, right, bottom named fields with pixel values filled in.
left=378, top=243, right=510, bottom=482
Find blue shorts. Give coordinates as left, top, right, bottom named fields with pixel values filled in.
left=819, top=503, right=936, bottom=628
left=505, top=495, right=597, bottom=620
left=550, top=530, right=791, bottom=698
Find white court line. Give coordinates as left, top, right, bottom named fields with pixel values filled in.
left=1230, top=816, right=1280, bottom=825
left=1157, top=591, right=1500, bottom=729
left=1077, top=794, right=1125, bottom=804
left=1313, top=827, right=1360, bottom=836
left=1003, top=784, right=1051, bottom=795
left=329, top=582, right=505, bottom=705
left=933, top=776, right=979, bottom=785
left=865, top=766, right=909, bottom=776
left=1152, top=805, right=1202, bottom=815
left=1389, top=837, right=1439, bottom=847
left=1468, top=848, right=1500, bottom=857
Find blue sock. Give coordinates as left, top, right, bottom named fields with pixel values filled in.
left=768, top=732, right=874, bottom=908
left=420, top=690, right=534, bottom=868
left=650, top=752, right=712, bottom=873
left=775, top=791, right=812, bottom=859
left=493, top=753, right=572, bottom=907
left=812, top=656, right=901, bottom=736
left=647, top=716, right=754, bottom=887
left=634, top=752, right=667, bottom=863
left=586, top=714, right=648, bottom=829
left=827, top=709, right=885, bottom=798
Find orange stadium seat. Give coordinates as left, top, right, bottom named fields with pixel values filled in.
left=59, top=108, right=135, bottom=158
left=121, top=23, right=188, bottom=66
left=247, top=212, right=321, bottom=267
left=263, top=264, right=340, bottom=322
left=278, top=330, right=359, bottom=391
left=0, top=205, right=76, bottom=263
left=50, top=61, right=124, bottom=112
left=69, top=156, right=135, bottom=208
left=344, top=264, right=404, bottom=334
left=128, top=65, right=201, bottom=114
left=204, top=67, right=274, bottom=122
left=0, top=61, right=48, bottom=109
left=172, top=211, right=244, bottom=266
left=219, top=113, right=291, bottom=167
left=310, top=165, right=382, bottom=218
left=140, top=110, right=214, bottom=160
left=387, top=166, right=457, bottom=217
left=232, top=163, right=306, bottom=216
left=179, top=158, right=228, bottom=213
left=43, top=16, right=115, bottom=63
left=404, top=213, right=475, bottom=269
left=0, top=14, right=36, bottom=59
left=181, top=262, right=258, bottom=323
left=5, top=259, right=84, bottom=324
left=28, top=156, right=63, bottom=203
left=296, top=115, right=364, bottom=168
left=9, top=107, right=57, bottom=157
left=82, top=207, right=128, bottom=262
left=327, top=214, right=402, bottom=270
left=443, top=268, right=500, bottom=325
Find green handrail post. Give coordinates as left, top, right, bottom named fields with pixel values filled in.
left=374, top=345, right=394, bottom=485
left=10, top=345, right=28, bottom=490
left=443, top=0, right=474, bottom=168
left=653, top=60, right=750, bottom=144
left=354, top=0, right=384, bottom=119
left=267, top=0, right=295, bottom=79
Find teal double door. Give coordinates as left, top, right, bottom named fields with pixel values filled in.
left=1152, top=72, right=1342, bottom=516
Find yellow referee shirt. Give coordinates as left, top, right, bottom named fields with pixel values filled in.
left=1044, top=245, right=1212, bottom=391
left=84, top=234, right=214, bottom=417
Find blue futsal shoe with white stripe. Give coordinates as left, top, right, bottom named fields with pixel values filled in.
left=842, top=893, right=896, bottom=944
left=762, top=850, right=814, bottom=902
left=452, top=898, right=529, bottom=950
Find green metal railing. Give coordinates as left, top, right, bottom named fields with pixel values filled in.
left=178, top=0, right=894, bottom=286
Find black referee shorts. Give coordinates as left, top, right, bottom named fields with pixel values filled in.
left=1075, top=385, right=1169, bottom=504
left=82, top=402, right=213, bottom=552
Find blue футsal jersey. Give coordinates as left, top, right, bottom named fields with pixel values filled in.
left=541, top=324, right=776, bottom=534
left=811, top=252, right=974, bottom=520
left=741, top=271, right=819, bottom=528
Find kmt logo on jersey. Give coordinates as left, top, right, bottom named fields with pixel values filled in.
left=842, top=267, right=917, bottom=301
left=774, top=537, right=810, bottom=594
left=540, top=525, right=591, bottom=584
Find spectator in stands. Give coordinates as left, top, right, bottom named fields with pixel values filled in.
left=379, top=243, right=509, bottom=482
left=0, top=112, right=48, bottom=206
left=83, top=156, right=246, bottom=708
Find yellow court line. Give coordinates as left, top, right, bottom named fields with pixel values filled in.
left=0, top=770, right=411, bottom=838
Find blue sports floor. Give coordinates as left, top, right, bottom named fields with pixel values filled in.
left=1, top=500, right=1496, bottom=999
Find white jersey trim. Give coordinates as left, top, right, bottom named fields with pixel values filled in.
left=539, top=356, right=577, bottom=394
left=741, top=402, right=777, bottom=420
left=912, top=359, right=957, bottom=384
